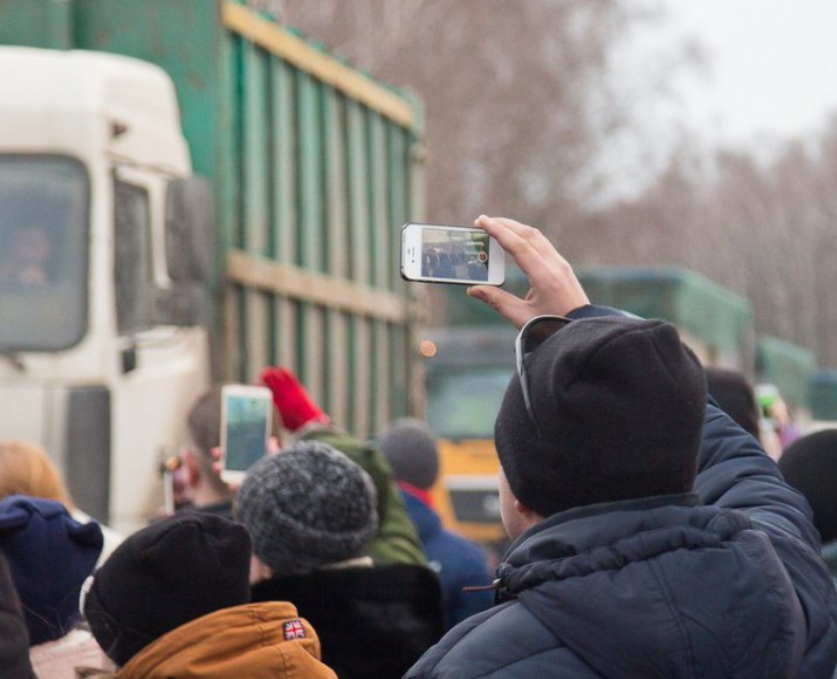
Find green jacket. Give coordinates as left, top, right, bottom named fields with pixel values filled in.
left=301, top=428, right=427, bottom=567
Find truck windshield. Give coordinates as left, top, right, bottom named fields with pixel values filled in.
left=0, top=156, right=89, bottom=351
left=426, top=367, right=513, bottom=440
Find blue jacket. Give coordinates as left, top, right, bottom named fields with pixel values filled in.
left=401, top=489, right=494, bottom=628
left=405, top=306, right=837, bottom=679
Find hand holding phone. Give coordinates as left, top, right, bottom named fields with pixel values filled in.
left=465, top=215, right=590, bottom=329
left=220, top=385, right=272, bottom=484
left=401, top=222, right=505, bottom=286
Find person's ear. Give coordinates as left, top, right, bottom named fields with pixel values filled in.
left=513, top=499, right=544, bottom=528
left=250, top=555, right=272, bottom=584
left=181, top=449, right=201, bottom=487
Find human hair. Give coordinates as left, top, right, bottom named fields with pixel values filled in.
left=704, top=368, right=761, bottom=441
left=185, top=385, right=229, bottom=495
left=779, top=429, right=837, bottom=544
left=0, top=440, right=74, bottom=508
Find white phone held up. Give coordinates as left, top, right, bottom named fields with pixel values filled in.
left=220, top=384, right=272, bottom=485
left=400, top=222, right=505, bottom=286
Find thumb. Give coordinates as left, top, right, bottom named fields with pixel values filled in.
left=467, top=286, right=527, bottom=329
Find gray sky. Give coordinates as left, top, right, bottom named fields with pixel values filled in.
left=660, top=0, right=837, bottom=145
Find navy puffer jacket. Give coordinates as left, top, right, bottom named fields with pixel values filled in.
left=405, top=306, right=837, bottom=679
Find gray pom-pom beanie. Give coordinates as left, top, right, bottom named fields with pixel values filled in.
left=236, top=441, right=379, bottom=576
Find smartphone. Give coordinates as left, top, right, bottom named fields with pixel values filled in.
left=220, top=384, right=272, bottom=484
left=401, top=222, right=505, bottom=286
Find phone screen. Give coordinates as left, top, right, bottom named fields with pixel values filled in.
left=223, top=391, right=270, bottom=473
left=421, top=227, right=490, bottom=283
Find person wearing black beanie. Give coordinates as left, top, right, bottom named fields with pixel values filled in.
left=83, top=512, right=337, bottom=679
left=404, top=215, right=837, bottom=679
left=495, top=315, right=706, bottom=518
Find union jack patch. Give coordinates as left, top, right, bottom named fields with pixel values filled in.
left=283, top=619, right=306, bottom=640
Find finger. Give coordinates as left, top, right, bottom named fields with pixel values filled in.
left=467, top=285, right=529, bottom=329
left=483, top=216, right=566, bottom=267
left=474, top=216, right=553, bottom=283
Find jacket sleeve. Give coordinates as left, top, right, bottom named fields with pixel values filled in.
left=696, top=403, right=837, bottom=677
left=694, top=402, right=820, bottom=546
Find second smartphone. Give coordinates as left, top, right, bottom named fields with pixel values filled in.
left=219, top=384, right=272, bottom=484
left=401, top=222, right=505, bottom=286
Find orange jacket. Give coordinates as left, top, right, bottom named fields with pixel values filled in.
left=115, top=602, right=337, bottom=679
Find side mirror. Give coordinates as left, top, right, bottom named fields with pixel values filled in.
left=165, top=177, right=214, bottom=284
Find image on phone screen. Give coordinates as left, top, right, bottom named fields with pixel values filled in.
left=421, top=227, right=490, bottom=283
left=224, top=392, right=270, bottom=473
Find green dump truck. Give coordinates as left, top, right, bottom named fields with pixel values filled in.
left=0, top=0, right=425, bottom=531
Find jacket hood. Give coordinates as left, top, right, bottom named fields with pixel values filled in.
left=115, top=603, right=336, bottom=679
left=823, top=540, right=837, bottom=576
left=497, top=494, right=808, bottom=679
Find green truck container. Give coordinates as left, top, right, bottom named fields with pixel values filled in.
left=756, top=336, right=815, bottom=411
left=0, top=0, right=425, bottom=530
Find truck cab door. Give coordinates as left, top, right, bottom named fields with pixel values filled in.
left=108, top=166, right=209, bottom=532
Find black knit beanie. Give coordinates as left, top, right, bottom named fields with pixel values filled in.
left=496, top=316, right=707, bottom=518
left=779, top=429, right=837, bottom=544
left=83, top=513, right=251, bottom=667
left=379, top=418, right=440, bottom=490
left=236, top=441, right=378, bottom=576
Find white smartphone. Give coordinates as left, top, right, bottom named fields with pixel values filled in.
left=401, top=222, right=505, bottom=286
left=220, top=384, right=272, bottom=484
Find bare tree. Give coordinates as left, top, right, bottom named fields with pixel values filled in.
left=584, top=125, right=837, bottom=368
left=264, top=1, right=670, bottom=238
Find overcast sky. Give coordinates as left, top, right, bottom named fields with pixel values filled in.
left=659, top=0, right=837, bottom=145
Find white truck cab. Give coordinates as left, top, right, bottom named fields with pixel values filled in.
left=0, top=47, right=212, bottom=532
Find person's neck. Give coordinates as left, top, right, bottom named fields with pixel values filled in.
left=191, top=484, right=232, bottom=509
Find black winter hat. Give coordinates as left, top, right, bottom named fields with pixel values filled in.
left=379, top=418, right=440, bottom=490
left=779, top=429, right=837, bottom=544
left=83, top=513, right=251, bottom=667
left=496, top=316, right=707, bottom=518
left=236, top=441, right=378, bottom=576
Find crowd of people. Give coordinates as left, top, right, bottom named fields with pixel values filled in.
left=1, top=215, right=836, bottom=678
